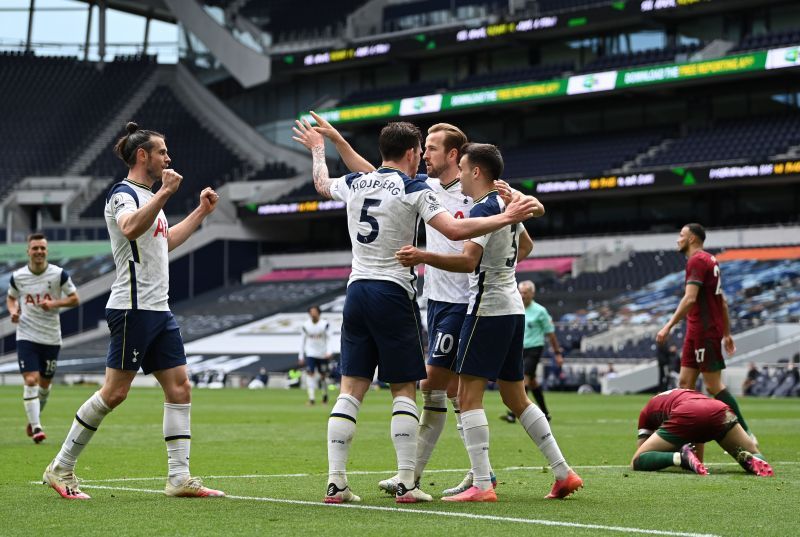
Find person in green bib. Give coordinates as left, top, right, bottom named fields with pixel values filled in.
left=503, top=280, right=563, bottom=423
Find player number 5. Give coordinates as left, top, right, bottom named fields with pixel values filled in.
left=357, top=198, right=382, bottom=244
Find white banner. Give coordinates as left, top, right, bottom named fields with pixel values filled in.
left=399, top=94, right=443, bottom=116
left=566, top=71, right=618, bottom=95
left=765, top=45, right=800, bottom=70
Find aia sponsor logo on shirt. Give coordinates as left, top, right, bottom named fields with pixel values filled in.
left=153, top=217, right=169, bottom=238
left=25, top=293, right=52, bottom=305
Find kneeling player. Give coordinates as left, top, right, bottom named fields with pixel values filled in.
left=632, top=388, right=773, bottom=477
left=397, top=143, right=583, bottom=501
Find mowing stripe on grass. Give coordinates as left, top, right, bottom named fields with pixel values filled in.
left=74, top=483, right=721, bottom=537
left=64, top=461, right=799, bottom=483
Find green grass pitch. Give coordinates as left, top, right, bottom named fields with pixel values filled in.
left=1, top=385, right=797, bottom=536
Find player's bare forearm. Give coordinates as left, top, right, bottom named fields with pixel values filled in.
left=421, top=250, right=477, bottom=273
left=312, top=146, right=334, bottom=199
left=667, top=294, right=695, bottom=329
left=548, top=332, right=562, bottom=355
left=334, top=138, right=375, bottom=173
left=59, top=293, right=79, bottom=308
left=167, top=206, right=207, bottom=251
left=118, top=190, right=171, bottom=240
left=518, top=228, right=533, bottom=261
left=721, top=296, right=732, bottom=336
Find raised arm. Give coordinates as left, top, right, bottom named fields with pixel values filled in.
left=395, top=242, right=483, bottom=273
left=167, top=187, right=219, bottom=252
left=293, top=118, right=334, bottom=199
left=117, top=169, right=182, bottom=241
left=310, top=111, right=375, bottom=174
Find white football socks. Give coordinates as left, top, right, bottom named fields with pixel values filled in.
left=415, top=390, right=447, bottom=481
left=391, top=396, right=419, bottom=486
left=164, top=402, right=192, bottom=486
left=23, top=385, right=40, bottom=429
left=306, top=371, right=317, bottom=402
left=519, top=403, right=569, bottom=480
left=461, top=409, right=492, bottom=490
left=327, top=394, right=360, bottom=487
left=54, top=391, right=112, bottom=472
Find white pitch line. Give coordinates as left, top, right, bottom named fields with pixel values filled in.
left=76, top=483, right=721, bottom=537
left=64, top=461, right=799, bottom=484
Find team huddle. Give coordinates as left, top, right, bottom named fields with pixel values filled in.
left=12, top=118, right=772, bottom=503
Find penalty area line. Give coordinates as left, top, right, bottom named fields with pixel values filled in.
left=73, top=484, right=720, bottom=537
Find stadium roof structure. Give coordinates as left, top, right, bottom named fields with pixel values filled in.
left=74, top=0, right=174, bottom=24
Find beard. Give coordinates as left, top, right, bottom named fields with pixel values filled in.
left=146, top=159, right=162, bottom=183
left=426, top=161, right=446, bottom=178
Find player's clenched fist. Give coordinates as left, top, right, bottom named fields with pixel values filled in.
left=161, top=169, right=183, bottom=194
left=200, top=187, right=220, bottom=213
left=395, top=245, right=424, bottom=267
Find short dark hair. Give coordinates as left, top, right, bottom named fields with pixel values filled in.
left=685, top=223, right=706, bottom=243
left=308, top=305, right=320, bottom=314
left=378, top=122, right=422, bottom=161
left=460, top=143, right=504, bottom=181
left=113, top=121, right=165, bottom=168
left=27, top=232, right=46, bottom=243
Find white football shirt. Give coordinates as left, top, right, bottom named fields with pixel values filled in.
left=299, top=318, right=333, bottom=359
left=466, top=191, right=525, bottom=316
left=104, top=178, right=171, bottom=311
left=329, top=167, right=447, bottom=299
left=8, top=264, right=77, bottom=345
left=422, top=177, right=472, bottom=304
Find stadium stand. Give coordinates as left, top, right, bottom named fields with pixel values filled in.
left=731, top=28, right=800, bottom=53
left=502, top=128, right=668, bottom=178
left=536, top=0, right=616, bottom=14
left=580, top=44, right=701, bottom=72
left=339, top=80, right=448, bottom=106
left=234, top=0, right=367, bottom=44
left=452, top=62, right=574, bottom=90
left=0, top=52, right=156, bottom=198
left=639, top=115, right=800, bottom=168
left=172, top=280, right=346, bottom=341
left=80, top=86, right=248, bottom=217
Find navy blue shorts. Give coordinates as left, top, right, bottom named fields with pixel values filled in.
left=456, top=314, right=525, bottom=381
left=340, top=280, right=427, bottom=384
left=17, top=340, right=60, bottom=378
left=105, top=309, right=187, bottom=375
left=306, top=356, right=333, bottom=374
left=426, top=300, right=467, bottom=370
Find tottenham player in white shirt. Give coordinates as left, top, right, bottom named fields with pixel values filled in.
left=397, top=143, right=584, bottom=502
left=43, top=122, right=225, bottom=500
left=299, top=305, right=335, bottom=405
left=293, top=118, right=538, bottom=504
left=7, top=233, right=79, bottom=444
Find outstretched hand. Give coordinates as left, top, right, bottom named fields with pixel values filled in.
left=504, top=193, right=539, bottom=223
left=292, top=117, right=325, bottom=150
left=309, top=111, right=344, bottom=144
